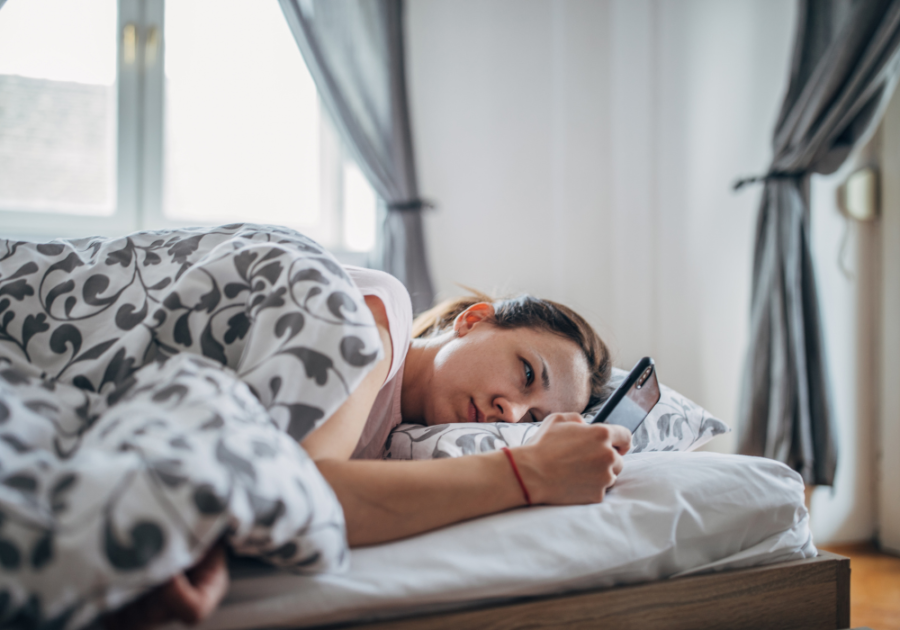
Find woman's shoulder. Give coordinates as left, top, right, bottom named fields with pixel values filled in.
left=344, top=266, right=413, bottom=381
left=344, top=267, right=412, bottom=320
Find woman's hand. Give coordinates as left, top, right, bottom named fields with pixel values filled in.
left=103, top=543, right=229, bottom=630
left=515, top=413, right=631, bottom=505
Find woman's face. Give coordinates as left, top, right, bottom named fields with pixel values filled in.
left=423, top=304, right=591, bottom=426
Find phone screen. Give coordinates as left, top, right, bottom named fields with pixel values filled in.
left=591, top=358, right=660, bottom=434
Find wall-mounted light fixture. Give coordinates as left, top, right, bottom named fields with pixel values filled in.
left=837, top=166, right=879, bottom=221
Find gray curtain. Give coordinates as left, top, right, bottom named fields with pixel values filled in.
left=279, top=0, right=435, bottom=313
left=738, top=0, right=900, bottom=485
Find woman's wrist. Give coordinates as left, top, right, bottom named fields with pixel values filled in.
left=477, top=450, right=532, bottom=509
left=506, top=445, right=545, bottom=506
left=501, top=447, right=532, bottom=505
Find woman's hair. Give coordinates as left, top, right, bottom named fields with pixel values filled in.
left=413, top=289, right=612, bottom=412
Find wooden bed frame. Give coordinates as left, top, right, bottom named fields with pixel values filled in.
left=322, top=552, right=849, bottom=630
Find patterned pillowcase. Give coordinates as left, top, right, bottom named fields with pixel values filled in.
left=384, top=368, right=730, bottom=460
left=385, top=422, right=543, bottom=460
left=605, top=367, right=730, bottom=453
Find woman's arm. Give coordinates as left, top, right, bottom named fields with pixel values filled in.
left=316, top=416, right=630, bottom=547
left=301, top=295, right=393, bottom=460
left=301, top=294, right=631, bottom=546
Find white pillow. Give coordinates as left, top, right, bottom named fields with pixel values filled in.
left=384, top=368, right=729, bottom=460
left=209, top=452, right=815, bottom=630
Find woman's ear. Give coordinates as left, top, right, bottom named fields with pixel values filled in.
left=453, top=302, right=495, bottom=337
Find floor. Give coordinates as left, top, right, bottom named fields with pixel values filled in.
left=821, top=543, right=900, bottom=630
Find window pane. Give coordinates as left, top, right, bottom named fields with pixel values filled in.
left=164, top=0, right=321, bottom=234
left=0, top=0, right=117, bottom=215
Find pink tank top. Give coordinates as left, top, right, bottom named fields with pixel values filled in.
left=344, top=267, right=413, bottom=460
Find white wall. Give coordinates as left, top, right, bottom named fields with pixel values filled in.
left=406, top=0, right=793, bottom=443
left=408, top=0, right=612, bottom=318
left=407, top=0, right=878, bottom=544
left=807, top=140, right=880, bottom=544
left=878, top=92, right=900, bottom=553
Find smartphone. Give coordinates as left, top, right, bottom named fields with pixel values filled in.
left=590, top=357, right=660, bottom=433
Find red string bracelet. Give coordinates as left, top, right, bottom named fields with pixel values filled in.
left=501, top=447, right=532, bottom=506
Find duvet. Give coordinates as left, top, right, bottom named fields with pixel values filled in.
left=0, top=225, right=383, bottom=629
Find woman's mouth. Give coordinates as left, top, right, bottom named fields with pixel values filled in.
left=468, top=398, right=484, bottom=423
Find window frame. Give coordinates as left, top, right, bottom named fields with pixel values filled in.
left=0, top=0, right=141, bottom=239
left=0, top=0, right=375, bottom=268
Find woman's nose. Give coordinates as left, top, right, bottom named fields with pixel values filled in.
left=493, top=396, right=528, bottom=423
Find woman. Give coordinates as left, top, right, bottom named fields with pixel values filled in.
left=105, top=264, right=631, bottom=629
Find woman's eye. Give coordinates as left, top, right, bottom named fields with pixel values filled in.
left=523, top=360, right=534, bottom=387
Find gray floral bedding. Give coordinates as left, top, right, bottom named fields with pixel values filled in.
left=0, top=225, right=382, bottom=629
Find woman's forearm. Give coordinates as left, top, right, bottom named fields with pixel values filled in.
left=315, top=452, right=525, bottom=547
left=316, top=416, right=630, bottom=547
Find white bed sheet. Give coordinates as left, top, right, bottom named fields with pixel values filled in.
left=194, top=452, right=816, bottom=630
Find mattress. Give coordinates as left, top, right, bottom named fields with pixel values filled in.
left=192, top=451, right=816, bottom=630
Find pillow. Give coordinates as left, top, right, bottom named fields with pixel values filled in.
left=385, top=422, right=543, bottom=460
left=212, top=452, right=814, bottom=630
left=384, top=367, right=730, bottom=460
left=606, top=367, right=730, bottom=453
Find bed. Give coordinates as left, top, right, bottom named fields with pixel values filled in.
left=193, top=451, right=845, bottom=630
left=331, top=552, right=850, bottom=630
left=0, top=226, right=845, bottom=630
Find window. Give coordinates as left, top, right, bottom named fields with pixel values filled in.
left=0, top=0, right=118, bottom=221
left=0, top=0, right=377, bottom=261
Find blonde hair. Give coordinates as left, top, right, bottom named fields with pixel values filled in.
left=413, top=290, right=612, bottom=411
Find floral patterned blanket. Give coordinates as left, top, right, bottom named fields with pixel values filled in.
left=0, top=225, right=382, bottom=629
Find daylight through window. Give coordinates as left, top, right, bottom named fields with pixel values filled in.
left=0, top=0, right=377, bottom=258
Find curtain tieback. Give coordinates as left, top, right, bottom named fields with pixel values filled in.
left=386, top=199, right=435, bottom=212
left=732, top=171, right=804, bottom=191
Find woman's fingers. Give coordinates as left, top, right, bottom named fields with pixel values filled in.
left=103, top=543, right=229, bottom=629
left=525, top=412, right=583, bottom=444
left=596, top=424, right=628, bottom=477
left=544, top=412, right=587, bottom=425
left=592, top=423, right=625, bottom=480
left=188, top=543, right=229, bottom=600
left=163, top=574, right=207, bottom=624
left=605, top=424, right=633, bottom=455
left=542, top=413, right=631, bottom=453
left=167, top=543, right=229, bottom=624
